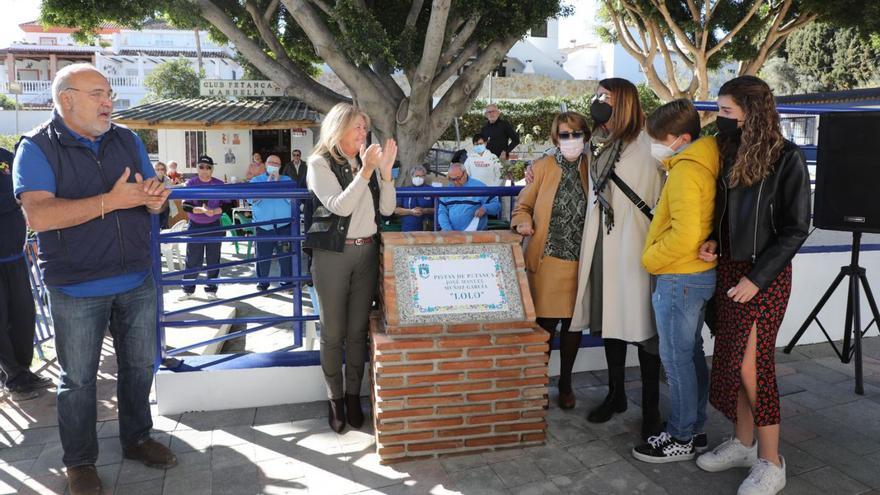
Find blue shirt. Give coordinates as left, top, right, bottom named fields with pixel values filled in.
left=396, top=186, right=434, bottom=232
left=437, top=177, right=501, bottom=231
left=13, top=116, right=156, bottom=297
left=248, top=173, right=293, bottom=229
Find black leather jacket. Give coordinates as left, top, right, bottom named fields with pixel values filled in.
left=714, top=140, right=811, bottom=289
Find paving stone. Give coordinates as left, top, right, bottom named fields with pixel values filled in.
left=510, top=479, right=562, bottom=495
left=17, top=471, right=68, bottom=495
left=796, top=465, right=871, bottom=495
left=116, top=477, right=165, bottom=495
left=490, top=456, right=547, bottom=488
left=26, top=442, right=65, bottom=477
left=0, top=444, right=43, bottom=464
left=449, top=465, right=509, bottom=495
left=169, top=430, right=213, bottom=453
left=564, top=440, right=623, bottom=468
left=830, top=451, right=880, bottom=489
left=162, top=467, right=212, bottom=495
left=0, top=458, right=35, bottom=493
left=211, top=464, right=261, bottom=495
left=178, top=408, right=256, bottom=431
left=15, top=427, right=59, bottom=447
left=117, top=458, right=167, bottom=485
left=778, top=441, right=824, bottom=476
left=440, top=453, right=487, bottom=473
left=588, top=460, right=668, bottom=495
left=525, top=445, right=584, bottom=477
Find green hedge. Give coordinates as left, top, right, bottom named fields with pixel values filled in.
left=438, top=83, right=663, bottom=144
left=0, top=135, right=20, bottom=152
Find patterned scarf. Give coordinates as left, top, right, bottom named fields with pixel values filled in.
left=589, top=127, right=625, bottom=233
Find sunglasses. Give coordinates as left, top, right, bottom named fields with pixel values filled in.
left=198, top=164, right=213, bottom=170
left=558, top=131, right=585, bottom=140
left=448, top=174, right=464, bottom=182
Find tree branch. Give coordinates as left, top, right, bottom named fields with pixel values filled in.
left=189, top=0, right=346, bottom=112
left=647, top=0, right=698, bottom=54
left=244, top=0, right=298, bottom=73
left=438, top=13, right=480, bottom=69
left=707, top=0, right=763, bottom=57
left=263, top=0, right=281, bottom=24
left=405, top=0, right=425, bottom=28
left=432, top=40, right=479, bottom=94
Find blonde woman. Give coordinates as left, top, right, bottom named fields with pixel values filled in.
left=305, top=103, right=397, bottom=433
left=512, top=111, right=590, bottom=410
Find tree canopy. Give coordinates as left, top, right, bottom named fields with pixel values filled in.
left=143, top=57, right=202, bottom=102
left=42, top=0, right=568, bottom=174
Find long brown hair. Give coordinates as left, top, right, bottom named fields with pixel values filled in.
left=717, top=76, right=784, bottom=187
left=598, top=78, right=644, bottom=143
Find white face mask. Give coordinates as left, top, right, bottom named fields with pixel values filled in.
left=558, top=138, right=584, bottom=161
left=411, top=176, right=425, bottom=186
left=650, top=136, right=688, bottom=161
left=266, top=165, right=280, bottom=175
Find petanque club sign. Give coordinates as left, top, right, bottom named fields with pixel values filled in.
left=199, top=79, right=283, bottom=97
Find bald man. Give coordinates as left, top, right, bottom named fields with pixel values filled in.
left=480, top=104, right=520, bottom=160
left=13, top=63, right=176, bottom=494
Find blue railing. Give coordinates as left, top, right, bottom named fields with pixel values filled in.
left=24, top=239, right=53, bottom=360
left=153, top=182, right=525, bottom=371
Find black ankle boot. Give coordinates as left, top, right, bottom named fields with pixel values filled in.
left=588, top=366, right=628, bottom=423
left=345, top=394, right=364, bottom=429
left=328, top=399, right=346, bottom=433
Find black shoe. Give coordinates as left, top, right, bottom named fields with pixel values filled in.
left=24, top=372, right=53, bottom=389
left=693, top=431, right=708, bottom=453
left=257, top=284, right=269, bottom=291
left=345, top=394, right=364, bottom=429
left=632, top=431, right=695, bottom=464
left=588, top=368, right=627, bottom=423
left=328, top=399, right=346, bottom=433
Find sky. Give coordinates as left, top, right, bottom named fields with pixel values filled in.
left=0, top=0, right=594, bottom=49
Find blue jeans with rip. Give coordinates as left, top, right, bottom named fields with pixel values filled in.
left=48, top=276, right=157, bottom=467
left=653, top=269, right=716, bottom=441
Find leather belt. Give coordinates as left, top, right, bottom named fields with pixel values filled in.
left=345, top=237, right=375, bottom=246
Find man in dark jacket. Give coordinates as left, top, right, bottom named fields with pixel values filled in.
left=0, top=147, right=47, bottom=402
left=14, top=63, right=176, bottom=495
left=480, top=104, right=520, bottom=160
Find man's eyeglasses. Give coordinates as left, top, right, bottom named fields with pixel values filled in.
left=267, top=161, right=282, bottom=166
left=448, top=174, right=464, bottom=182
left=197, top=164, right=213, bottom=170
left=65, top=87, right=117, bottom=101
left=558, top=131, right=585, bottom=140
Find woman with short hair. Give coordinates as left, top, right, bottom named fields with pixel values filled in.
left=305, top=103, right=397, bottom=433
left=570, top=78, right=665, bottom=440
left=512, top=111, right=591, bottom=409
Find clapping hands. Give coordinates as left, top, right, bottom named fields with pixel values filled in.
left=359, top=139, right=398, bottom=182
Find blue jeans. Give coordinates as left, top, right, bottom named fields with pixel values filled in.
left=255, top=224, right=293, bottom=287
left=48, top=276, right=157, bottom=467
left=653, top=269, right=716, bottom=441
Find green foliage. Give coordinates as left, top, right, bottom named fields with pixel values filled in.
left=0, top=94, right=21, bottom=110
left=135, top=129, right=159, bottom=154
left=0, top=135, right=20, bottom=151
left=143, top=57, right=201, bottom=102
left=637, top=82, right=662, bottom=115
left=761, top=22, right=879, bottom=95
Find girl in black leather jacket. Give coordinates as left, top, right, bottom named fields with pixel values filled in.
left=695, top=76, right=811, bottom=495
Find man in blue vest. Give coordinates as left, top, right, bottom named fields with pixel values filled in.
left=13, top=64, right=176, bottom=495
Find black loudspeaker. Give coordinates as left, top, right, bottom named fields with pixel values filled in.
left=813, top=111, right=880, bottom=234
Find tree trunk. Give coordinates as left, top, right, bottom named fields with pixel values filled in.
left=194, top=28, right=203, bottom=75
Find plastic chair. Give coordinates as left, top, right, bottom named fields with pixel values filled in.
left=221, top=213, right=254, bottom=257
left=160, top=219, right=189, bottom=272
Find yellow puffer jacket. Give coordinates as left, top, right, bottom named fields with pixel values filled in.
left=642, top=136, right=720, bottom=275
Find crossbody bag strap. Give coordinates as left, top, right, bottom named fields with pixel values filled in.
left=609, top=171, right=653, bottom=221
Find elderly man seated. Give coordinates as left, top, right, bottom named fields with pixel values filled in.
left=437, top=163, right=500, bottom=231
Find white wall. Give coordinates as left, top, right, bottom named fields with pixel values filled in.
left=0, top=110, right=52, bottom=135
left=206, top=129, right=253, bottom=181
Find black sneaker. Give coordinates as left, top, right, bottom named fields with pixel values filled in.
left=693, top=431, right=708, bottom=453
left=24, top=372, right=53, bottom=389
left=632, top=431, right=695, bottom=463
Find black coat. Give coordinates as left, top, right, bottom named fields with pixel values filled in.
left=480, top=119, right=520, bottom=157
left=714, top=140, right=811, bottom=289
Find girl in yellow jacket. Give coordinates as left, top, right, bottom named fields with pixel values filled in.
left=632, top=99, right=720, bottom=464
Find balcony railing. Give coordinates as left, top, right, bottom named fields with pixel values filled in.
left=0, top=76, right=144, bottom=95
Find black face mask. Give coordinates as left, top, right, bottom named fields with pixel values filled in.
left=590, top=100, right=613, bottom=125
left=716, top=116, right=741, bottom=136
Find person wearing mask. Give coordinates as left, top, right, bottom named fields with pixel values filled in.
left=305, top=103, right=397, bottom=433
left=14, top=63, right=175, bottom=495
left=511, top=112, right=590, bottom=410
left=246, top=152, right=266, bottom=180
left=0, top=147, right=48, bottom=403
left=249, top=155, right=294, bottom=291
left=394, top=165, right=435, bottom=232
left=180, top=155, right=225, bottom=301
left=480, top=104, right=520, bottom=160
left=283, top=149, right=308, bottom=187
left=437, top=164, right=501, bottom=231
left=153, top=161, right=176, bottom=229
left=695, top=76, right=810, bottom=495
left=570, top=78, right=664, bottom=441
left=166, top=160, right=182, bottom=184
left=463, top=134, right=502, bottom=187
left=631, top=99, right=720, bottom=463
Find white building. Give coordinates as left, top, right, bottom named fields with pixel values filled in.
left=0, top=20, right=242, bottom=109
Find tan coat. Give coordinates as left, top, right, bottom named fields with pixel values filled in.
left=570, top=131, right=664, bottom=342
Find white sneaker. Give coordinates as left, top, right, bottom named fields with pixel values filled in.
left=737, top=456, right=786, bottom=495
left=178, top=293, right=195, bottom=302
left=204, top=292, right=218, bottom=301
left=696, top=437, right=758, bottom=472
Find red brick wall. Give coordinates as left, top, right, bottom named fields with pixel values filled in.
left=370, top=232, right=548, bottom=464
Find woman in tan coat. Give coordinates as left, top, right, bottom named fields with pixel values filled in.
left=512, top=112, right=590, bottom=409
left=570, top=78, right=664, bottom=440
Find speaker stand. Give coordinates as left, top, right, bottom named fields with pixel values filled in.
left=783, top=232, right=880, bottom=395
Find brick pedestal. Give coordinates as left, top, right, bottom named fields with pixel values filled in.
left=370, top=232, right=549, bottom=464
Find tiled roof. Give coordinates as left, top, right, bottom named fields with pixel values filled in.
left=116, top=49, right=232, bottom=59
left=0, top=44, right=106, bottom=55
left=112, top=98, right=321, bottom=129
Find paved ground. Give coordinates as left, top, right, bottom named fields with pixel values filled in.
left=2, top=335, right=880, bottom=494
